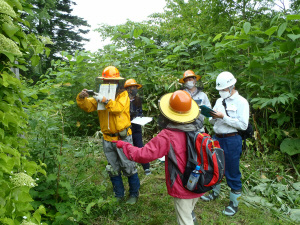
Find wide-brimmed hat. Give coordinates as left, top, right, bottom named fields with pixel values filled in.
left=124, top=78, right=142, bottom=89
left=179, top=70, right=201, bottom=83
left=158, top=90, right=199, bottom=124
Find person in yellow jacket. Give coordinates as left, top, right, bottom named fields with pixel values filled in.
left=76, top=66, right=140, bottom=204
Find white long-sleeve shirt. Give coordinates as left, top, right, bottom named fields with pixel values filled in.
left=210, top=91, right=249, bottom=134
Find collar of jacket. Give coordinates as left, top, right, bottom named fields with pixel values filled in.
left=166, top=122, right=197, bottom=132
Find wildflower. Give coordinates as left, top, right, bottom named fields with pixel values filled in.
left=0, top=33, right=22, bottom=56
left=36, top=178, right=39, bottom=181
left=23, top=216, right=27, bottom=219
left=0, top=0, right=16, bottom=18
left=10, top=172, right=37, bottom=188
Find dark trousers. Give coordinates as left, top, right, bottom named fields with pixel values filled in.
left=214, top=134, right=242, bottom=191
left=132, top=131, right=150, bottom=170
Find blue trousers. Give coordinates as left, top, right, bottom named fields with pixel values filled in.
left=110, top=173, right=140, bottom=197
left=132, top=131, right=150, bottom=170
left=214, top=134, right=242, bottom=191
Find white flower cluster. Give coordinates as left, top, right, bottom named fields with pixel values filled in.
left=0, top=0, right=16, bottom=18
left=0, top=14, right=13, bottom=25
left=0, top=33, right=22, bottom=56
left=10, top=172, right=37, bottom=188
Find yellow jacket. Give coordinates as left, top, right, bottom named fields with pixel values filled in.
left=76, top=91, right=132, bottom=141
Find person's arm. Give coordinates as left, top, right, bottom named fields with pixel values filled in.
left=105, top=91, right=129, bottom=114
left=117, top=130, right=170, bottom=164
left=76, top=89, right=98, bottom=112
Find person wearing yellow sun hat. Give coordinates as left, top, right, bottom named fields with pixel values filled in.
left=115, top=90, right=204, bottom=225
left=76, top=66, right=140, bottom=205
left=179, top=70, right=211, bottom=132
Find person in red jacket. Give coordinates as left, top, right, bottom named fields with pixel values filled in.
left=115, top=90, right=204, bottom=225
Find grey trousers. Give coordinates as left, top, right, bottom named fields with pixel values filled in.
left=102, top=135, right=137, bottom=177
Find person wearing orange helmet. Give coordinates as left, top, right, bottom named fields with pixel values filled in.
left=124, top=79, right=151, bottom=175
left=179, top=70, right=211, bottom=132
left=76, top=66, right=140, bottom=204
left=115, top=90, right=204, bottom=225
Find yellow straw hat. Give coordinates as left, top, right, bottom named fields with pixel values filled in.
left=158, top=90, right=200, bottom=124
left=179, top=70, right=201, bottom=83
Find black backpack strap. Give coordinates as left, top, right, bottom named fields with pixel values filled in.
left=167, top=143, right=183, bottom=187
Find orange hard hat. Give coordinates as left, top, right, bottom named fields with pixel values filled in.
left=124, top=79, right=142, bottom=89
left=158, top=90, right=199, bottom=123
left=179, top=70, right=201, bottom=83
left=99, top=66, right=124, bottom=80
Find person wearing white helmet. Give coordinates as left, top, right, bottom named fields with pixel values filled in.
left=201, top=71, right=249, bottom=216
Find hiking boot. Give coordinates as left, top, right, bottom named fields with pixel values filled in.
left=115, top=196, right=124, bottom=202
left=200, top=192, right=219, bottom=201
left=126, top=196, right=138, bottom=205
left=223, top=190, right=242, bottom=216
left=223, top=201, right=238, bottom=216
left=144, top=169, right=151, bottom=175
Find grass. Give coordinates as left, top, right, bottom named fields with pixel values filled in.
left=63, top=137, right=298, bottom=225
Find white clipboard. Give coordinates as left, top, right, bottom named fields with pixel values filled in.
left=97, top=84, right=117, bottom=110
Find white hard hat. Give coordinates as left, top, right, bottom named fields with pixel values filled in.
left=215, top=71, right=237, bottom=90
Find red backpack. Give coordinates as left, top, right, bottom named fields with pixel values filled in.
left=181, top=132, right=225, bottom=193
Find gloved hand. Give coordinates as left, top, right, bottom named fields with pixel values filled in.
left=93, top=93, right=104, bottom=103
left=79, top=89, right=89, bottom=99
left=116, top=140, right=126, bottom=149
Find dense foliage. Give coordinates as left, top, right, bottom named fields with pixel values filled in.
left=1, top=0, right=299, bottom=224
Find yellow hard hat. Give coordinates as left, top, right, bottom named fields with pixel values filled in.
left=124, top=79, right=142, bottom=89
left=158, top=90, right=199, bottom=124
left=179, top=70, right=201, bottom=83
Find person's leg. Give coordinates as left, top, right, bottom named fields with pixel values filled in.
left=173, top=197, right=199, bottom=225
left=117, top=135, right=140, bottom=203
left=218, top=135, right=243, bottom=216
left=103, top=139, right=124, bottom=198
left=200, top=183, right=221, bottom=201
left=110, top=174, right=124, bottom=199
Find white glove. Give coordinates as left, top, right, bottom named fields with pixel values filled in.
left=93, top=93, right=104, bottom=103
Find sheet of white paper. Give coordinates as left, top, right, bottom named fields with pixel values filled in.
left=97, top=84, right=117, bottom=110
left=131, top=117, right=153, bottom=126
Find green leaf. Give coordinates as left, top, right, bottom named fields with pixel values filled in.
left=133, top=29, right=143, bottom=38
left=292, top=182, right=300, bottom=191
left=86, top=202, right=96, bottom=214
left=265, top=26, right=278, bottom=36
left=173, top=46, right=181, bottom=53
left=30, top=55, right=40, bottom=67
left=286, top=15, right=300, bottom=20
left=280, top=138, right=300, bottom=156
left=243, top=22, right=251, bottom=34
left=277, top=22, right=287, bottom=37
left=213, top=33, right=222, bottom=42
left=290, top=209, right=300, bottom=222
left=140, top=36, right=150, bottom=45
left=2, top=23, right=19, bottom=38
left=287, top=34, right=300, bottom=41
left=188, top=40, right=200, bottom=46
left=0, top=51, right=15, bottom=62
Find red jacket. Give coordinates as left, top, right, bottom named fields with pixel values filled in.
left=121, top=128, right=204, bottom=199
